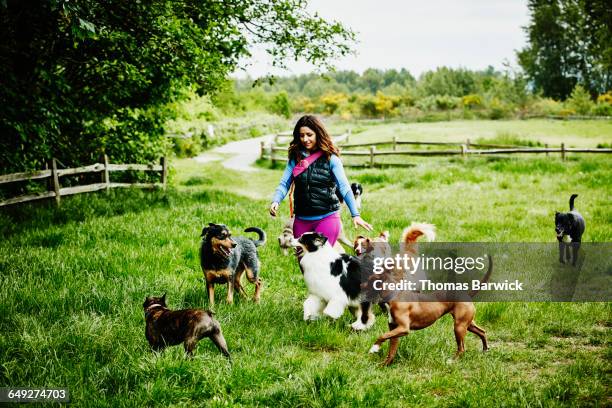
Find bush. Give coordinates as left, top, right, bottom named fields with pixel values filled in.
left=528, top=98, right=564, bottom=116
left=596, top=91, right=612, bottom=105
left=591, top=103, right=612, bottom=116
left=172, top=133, right=202, bottom=158
left=566, top=85, right=595, bottom=115
left=415, top=95, right=437, bottom=112
left=462, top=94, right=483, bottom=109
left=434, top=95, right=460, bottom=110
left=319, top=92, right=348, bottom=115
left=270, top=92, right=292, bottom=119
left=487, top=98, right=512, bottom=119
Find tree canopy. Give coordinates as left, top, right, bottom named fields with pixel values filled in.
left=517, top=0, right=612, bottom=100
left=0, top=0, right=355, bottom=172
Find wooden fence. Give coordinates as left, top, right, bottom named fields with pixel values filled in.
left=272, top=131, right=350, bottom=146
left=0, top=155, right=167, bottom=207
left=260, top=136, right=612, bottom=168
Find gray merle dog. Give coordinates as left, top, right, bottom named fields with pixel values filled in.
left=200, top=223, right=266, bottom=306
left=555, top=194, right=586, bottom=266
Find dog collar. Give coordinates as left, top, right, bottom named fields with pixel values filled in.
left=145, top=303, right=164, bottom=315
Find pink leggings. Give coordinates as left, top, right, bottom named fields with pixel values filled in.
left=293, top=212, right=342, bottom=246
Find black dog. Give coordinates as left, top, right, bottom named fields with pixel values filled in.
left=200, top=223, right=266, bottom=306
left=335, top=182, right=364, bottom=210
left=555, top=194, right=586, bottom=266
left=143, top=294, right=230, bottom=358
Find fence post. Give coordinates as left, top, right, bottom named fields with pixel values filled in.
left=545, top=143, right=549, bottom=157
left=102, top=154, right=110, bottom=193
left=260, top=141, right=265, bottom=159
left=393, top=136, right=397, bottom=151
left=271, top=142, right=276, bottom=166
left=161, top=156, right=167, bottom=190
left=561, top=143, right=566, bottom=161
left=461, top=144, right=467, bottom=158
left=45, top=162, right=52, bottom=192
left=466, top=138, right=471, bottom=150
left=51, top=158, right=61, bottom=205
left=369, top=146, right=375, bottom=167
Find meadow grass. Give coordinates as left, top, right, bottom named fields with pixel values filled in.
left=1, top=120, right=611, bottom=407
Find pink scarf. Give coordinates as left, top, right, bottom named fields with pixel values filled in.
left=292, top=150, right=324, bottom=178
left=289, top=150, right=324, bottom=218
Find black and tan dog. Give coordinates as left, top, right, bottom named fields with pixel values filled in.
left=143, top=294, right=230, bottom=358
left=200, top=223, right=266, bottom=306
left=555, top=194, right=586, bottom=266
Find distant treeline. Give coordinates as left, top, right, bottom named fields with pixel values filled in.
left=214, top=67, right=612, bottom=120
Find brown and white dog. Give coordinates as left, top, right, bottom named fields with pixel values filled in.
left=367, top=223, right=490, bottom=365
left=143, top=293, right=230, bottom=358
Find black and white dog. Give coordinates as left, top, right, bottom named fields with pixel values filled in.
left=291, top=232, right=374, bottom=330
left=555, top=194, right=586, bottom=266
left=335, top=182, right=364, bottom=211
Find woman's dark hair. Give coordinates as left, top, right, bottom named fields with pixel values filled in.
left=288, top=115, right=340, bottom=162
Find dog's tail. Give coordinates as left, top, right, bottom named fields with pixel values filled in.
left=468, top=255, right=493, bottom=298
left=569, top=194, right=578, bottom=211
left=401, top=223, right=436, bottom=243
left=245, top=227, right=266, bottom=247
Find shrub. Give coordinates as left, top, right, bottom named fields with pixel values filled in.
left=172, top=133, right=202, bottom=158
left=319, top=92, right=348, bottom=115
left=592, top=103, right=612, bottom=116
left=487, top=98, right=512, bottom=119
left=270, top=92, right=292, bottom=119
left=462, top=94, right=483, bottom=109
left=528, top=97, right=564, bottom=116
left=434, top=95, right=460, bottom=110
left=566, top=85, right=594, bottom=115
left=415, top=95, right=437, bottom=111
left=596, top=91, right=612, bottom=105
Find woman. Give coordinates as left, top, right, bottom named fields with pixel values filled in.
left=269, top=115, right=372, bottom=246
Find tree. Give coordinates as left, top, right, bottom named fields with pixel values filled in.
left=0, top=0, right=355, bottom=172
left=517, top=0, right=612, bottom=100
left=271, top=92, right=292, bottom=118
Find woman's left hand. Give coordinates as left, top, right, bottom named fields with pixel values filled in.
left=352, top=216, right=373, bottom=231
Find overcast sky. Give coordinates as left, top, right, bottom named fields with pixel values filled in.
left=234, top=0, right=530, bottom=79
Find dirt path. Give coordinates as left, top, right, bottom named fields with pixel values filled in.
left=193, top=134, right=274, bottom=172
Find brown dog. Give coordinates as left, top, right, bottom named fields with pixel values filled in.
left=367, top=224, right=490, bottom=365
left=143, top=294, right=230, bottom=358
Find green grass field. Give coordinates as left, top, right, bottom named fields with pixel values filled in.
left=1, top=119, right=611, bottom=407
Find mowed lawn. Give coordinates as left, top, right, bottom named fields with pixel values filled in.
left=1, top=120, right=611, bottom=407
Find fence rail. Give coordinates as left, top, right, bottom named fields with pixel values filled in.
left=260, top=137, right=612, bottom=168
left=0, top=155, right=167, bottom=207
left=273, top=131, right=350, bottom=146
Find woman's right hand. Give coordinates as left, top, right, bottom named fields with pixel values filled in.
left=269, top=202, right=279, bottom=217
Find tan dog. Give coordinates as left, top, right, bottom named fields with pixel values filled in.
left=368, top=223, right=490, bottom=365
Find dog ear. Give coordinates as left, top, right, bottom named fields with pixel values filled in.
left=201, top=227, right=210, bottom=237
left=161, top=293, right=166, bottom=304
